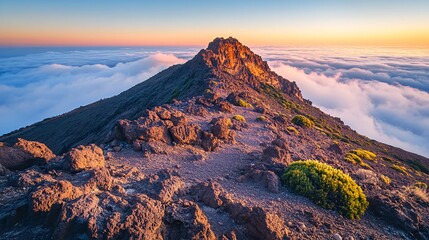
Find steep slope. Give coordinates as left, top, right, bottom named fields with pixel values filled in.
left=1, top=37, right=428, bottom=239
left=0, top=38, right=301, bottom=154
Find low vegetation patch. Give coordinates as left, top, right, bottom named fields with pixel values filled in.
left=232, top=115, right=246, bottom=122
left=292, top=115, right=314, bottom=128
left=255, top=116, right=268, bottom=122
left=236, top=99, right=253, bottom=108
left=281, top=160, right=368, bottom=219
left=391, top=164, right=408, bottom=175
left=344, top=152, right=370, bottom=169
left=260, top=83, right=299, bottom=111
left=350, top=149, right=376, bottom=161
left=286, top=126, right=299, bottom=135
left=380, top=175, right=391, bottom=185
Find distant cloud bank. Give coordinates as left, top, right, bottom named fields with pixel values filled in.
left=0, top=46, right=428, bottom=157
left=257, top=47, right=429, bottom=157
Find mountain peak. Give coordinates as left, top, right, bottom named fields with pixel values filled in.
left=197, top=37, right=271, bottom=77
left=206, top=37, right=244, bottom=53
left=194, top=37, right=303, bottom=100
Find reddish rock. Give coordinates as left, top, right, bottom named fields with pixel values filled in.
left=30, top=180, right=83, bottom=214
left=216, top=101, right=234, bottom=113
left=82, top=167, right=113, bottom=192
left=210, top=117, right=235, bottom=142
left=116, top=119, right=138, bottom=143
left=142, top=170, right=184, bottom=203
left=63, top=144, right=105, bottom=173
left=153, top=106, right=172, bottom=120
left=11, top=169, right=55, bottom=188
left=186, top=103, right=209, bottom=117
left=123, top=194, right=165, bottom=239
left=191, top=181, right=224, bottom=208
left=263, top=145, right=291, bottom=166
left=14, top=138, right=55, bottom=162
left=0, top=139, right=55, bottom=170
left=0, top=145, right=33, bottom=170
left=54, top=194, right=102, bottom=239
left=165, top=200, right=216, bottom=240
left=141, top=125, right=171, bottom=143
left=246, top=207, right=289, bottom=240
left=201, top=131, right=221, bottom=151
left=169, top=123, right=201, bottom=145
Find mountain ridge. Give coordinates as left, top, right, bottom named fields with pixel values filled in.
left=0, top=37, right=428, bottom=239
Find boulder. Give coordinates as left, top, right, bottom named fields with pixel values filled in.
left=30, top=180, right=83, bottom=214
left=83, top=167, right=113, bottom=192
left=210, top=117, right=235, bottom=142
left=201, top=132, right=221, bottom=152
left=14, top=138, right=55, bottom=162
left=54, top=194, right=102, bottom=239
left=10, top=169, right=55, bottom=188
left=0, top=139, right=55, bottom=170
left=140, top=125, right=171, bottom=143
left=169, top=123, right=201, bottom=145
left=263, top=145, right=291, bottom=166
left=216, top=101, right=234, bottom=113
left=165, top=200, right=216, bottom=240
left=186, top=104, right=209, bottom=117
left=63, top=144, right=105, bottom=173
left=140, top=170, right=184, bottom=203
left=191, top=181, right=224, bottom=208
left=246, top=207, right=289, bottom=240
left=123, top=194, right=165, bottom=239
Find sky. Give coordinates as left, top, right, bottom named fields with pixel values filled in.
left=1, top=0, right=429, bottom=47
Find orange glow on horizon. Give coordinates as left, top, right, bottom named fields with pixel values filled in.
left=1, top=27, right=429, bottom=48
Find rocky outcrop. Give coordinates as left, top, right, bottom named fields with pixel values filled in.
left=30, top=180, right=83, bottom=214
left=123, top=194, right=165, bottom=239
left=191, top=181, right=289, bottom=240
left=63, top=144, right=105, bottom=172
left=210, top=117, right=235, bottom=142
left=165, top=200, right=216, bottom=240
left=370, top=189, right=429, bottom=239
left=169, top=123, right=201, bottom=145
left=14, top=138, right=55, bottom=162
left=262, top=138, right=292, bottom=167
left=0, top=138, right=55, bottom=170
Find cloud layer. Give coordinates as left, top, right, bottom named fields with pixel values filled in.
left=258, top=47, right=429, bottom=157
left=0, top=47, right=198, bottom=135
left=0, top=46, right=428, bottom=157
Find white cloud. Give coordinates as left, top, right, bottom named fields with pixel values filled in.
left=0, top=53, right=186, bottom=134
left=0, top=46, right=428, bottom=158
left=269, top=62, right=429, bottom=157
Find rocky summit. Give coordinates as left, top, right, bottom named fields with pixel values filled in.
left=0, top=37, right=428, bottom=240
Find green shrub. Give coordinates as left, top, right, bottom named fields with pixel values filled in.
left=236, top=99, right=253, bottom=108
left=232, top=115, right=246, bottom=122
left=391, top=164, right=408, bottom=175
left=344, top=153, right=370, bottom=168
left=351, top=149, right=376, bottom=161
left=292, top=115, right=314, bottom=128
left=380, top=175, right=391, bottom=185
left=255, top=116, right=268, bottom=122
left=281, top=160, right=368, bottom=219
left=287, top=126, right=299, bottom=135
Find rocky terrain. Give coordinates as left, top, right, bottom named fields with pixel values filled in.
left=0, top=37, right=428, bottom=239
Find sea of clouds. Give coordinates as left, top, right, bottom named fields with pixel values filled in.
left=0, top=46, right=428, bottom=157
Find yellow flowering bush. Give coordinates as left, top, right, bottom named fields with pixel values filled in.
left=282, top=160, right=368, bottom=219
